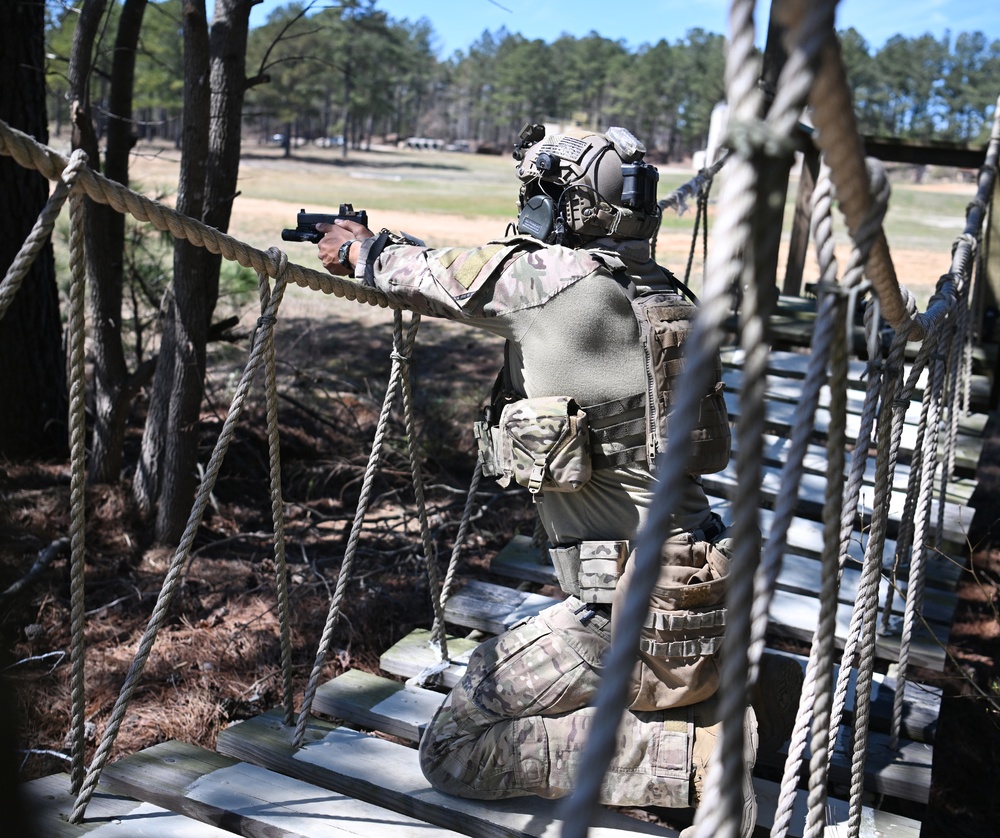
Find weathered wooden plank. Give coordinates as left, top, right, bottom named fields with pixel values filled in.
left=476, top=549, right=950, bottom=673
left=22, top=773, right=232, bottom=838
left=830, top=727, right=934, bottom=803
left=378, top=629, right=479, bottom=689
left=444, top=580, right=559, bottom=634
left=216, top=711, right=678, bottom=838
left=312, top=669, right=922, bottom=836
left=767, top=587, right=947, bottom=671
left=488, top=535, right=958, bottom=632
left=707, top=503, right=965, bottom=591
left=722, top=389, right=984, bottom=472
left=722, top=367, right=988, bottom=441
left=720, top=345, right=992, bottom=409
left=313, top=668, right=444, bottom=740
left=702, top=460, right=970, bottom=546
left=101, top=739, right=463, bottom=837
left=738, top=431, right=977, bottom=505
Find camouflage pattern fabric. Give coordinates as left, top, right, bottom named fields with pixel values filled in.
left=356, top=235, right=627, bottom=323
left=419, top=598, right=695, bottom=808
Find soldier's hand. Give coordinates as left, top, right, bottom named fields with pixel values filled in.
left=316, top=219, right=374, bottom=276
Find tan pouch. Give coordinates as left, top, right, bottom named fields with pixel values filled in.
left=495, top=396, right=592, bottom=495
left=612, top=536, right=730, bottom=711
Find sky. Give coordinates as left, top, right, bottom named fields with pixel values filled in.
left=247, top=1, right=1000, bottom=58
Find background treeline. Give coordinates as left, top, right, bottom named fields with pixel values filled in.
left=45, top=0, right=1000, bottom=160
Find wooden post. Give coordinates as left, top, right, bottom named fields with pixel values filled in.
left=986, top=177, right=1000, bottom=408
left=783, top=143, right=821, bottom=297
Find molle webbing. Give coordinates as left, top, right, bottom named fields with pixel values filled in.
left=584, top=393, right=647, bottom=468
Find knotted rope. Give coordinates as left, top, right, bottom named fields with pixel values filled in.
left=292, top=309, right=421, bottom=747
left=70, top=254, right=290, bottom=821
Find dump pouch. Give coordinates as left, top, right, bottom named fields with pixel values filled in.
left=476, top=396, right=592, bottom=496
left=612, top=529, right=731, bottom=711
left=631, top=291, right=731, bottom=474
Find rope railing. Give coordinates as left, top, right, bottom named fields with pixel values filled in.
left=0, top=117, right=392, bottom=309
left=1, top=6, right=998, bottom=835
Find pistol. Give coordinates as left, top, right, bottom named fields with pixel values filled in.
left=281, top=204, right=369, bottom=244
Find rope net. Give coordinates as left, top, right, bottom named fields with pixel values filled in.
left=0, top=0, right=998, bottom=832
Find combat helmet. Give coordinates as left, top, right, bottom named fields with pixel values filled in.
left=512, top=124, right=661, bottom=245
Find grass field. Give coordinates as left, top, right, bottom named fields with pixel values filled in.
left=75, top=138, right=976, bottom=312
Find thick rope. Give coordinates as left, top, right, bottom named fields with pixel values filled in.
left=0, top=117, right=390, bottom=308
left=438, top=462, right=484, bottom=619
left=769, top=163, right=841, bottom=838
left=64, top=152, right=89, bottom=795
left=888, top=341, right=945, bottom=749
left=394, top=313, right=450, bottom=658
left=70, top=260, right=289, bottom=820
left=804, top=223, right=850, bottom=838
left=292, top=310, right=420, bottom=747
left=0, top=177, right=73, bottom=322
left=259, top=261, right=296, bottom=726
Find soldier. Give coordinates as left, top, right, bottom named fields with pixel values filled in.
left=315, top=125, right=799, bottom=836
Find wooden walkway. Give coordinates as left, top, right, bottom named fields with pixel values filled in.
left=23, top=334, right=983, bottom=837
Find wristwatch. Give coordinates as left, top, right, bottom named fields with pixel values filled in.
left=337, top=239, right=356, bottom=269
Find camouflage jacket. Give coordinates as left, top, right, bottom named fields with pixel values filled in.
left=352, top=233, right=716, bottom=546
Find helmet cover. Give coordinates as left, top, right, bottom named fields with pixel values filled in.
left=514, top=127, right=659, bottom=242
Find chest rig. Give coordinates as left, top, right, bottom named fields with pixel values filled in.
left=474, top=273, right=731, bottom=489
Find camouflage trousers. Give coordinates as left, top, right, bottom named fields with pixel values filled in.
left=418, top=597, right=755, bottom=810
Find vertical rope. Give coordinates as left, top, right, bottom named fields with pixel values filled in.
left=70, top=264, right=289, bottom=822
left=888, top=341, right=945, bottom=748
left=769, top=163, right=840, bottom=838
left=395, top=312, right=449, bottom=658
left=438, top=462, right=484, bottom=616
left=259, top=259, right=296, bottom=726
left=64, top=152, right=89, bottom=795
left=293, top=309, right=419, bottom=747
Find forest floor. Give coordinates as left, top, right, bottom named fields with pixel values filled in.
left=2, top=180, right=998, bottom=832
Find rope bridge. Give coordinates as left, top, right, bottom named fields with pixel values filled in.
left=3, top=1, right=999, bottom=834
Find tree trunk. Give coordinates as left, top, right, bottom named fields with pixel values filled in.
left=0, top=0, right=68, bottom=459
left=136, top=0, right=256, bottom=543
left=87, top=0, right=148, bottom=484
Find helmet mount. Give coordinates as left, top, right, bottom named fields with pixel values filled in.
left=513, top=124, right=660, bottom=244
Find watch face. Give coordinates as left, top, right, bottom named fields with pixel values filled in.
left=338, top=240, right=353, bottom=267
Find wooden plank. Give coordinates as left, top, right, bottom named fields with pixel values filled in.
left=491, top=516, right=965, bottom=596
left=313, top=668, right=445, bottom=741
left=443, top=580, right=558, bottom=634
left=702, top=459, right=970, bottom=546
left=727, top=345, right=991, bottom=409
left=737, top=431, right=977, bottom=506
left=708, top=503, right=966, bottom=591
left=379, top=629, right=479, bottom=688
left=830, top=728, right=934, bottom=804
left=101, top=739, right=463, bottom=837
left=767, top=587, right=947, bottom=671
left=21, top=773, right=233, bottom=838
left=488, top=540, right=957, bottom=627
left=312, top=669, right=922, bottom=836
left=721, top=389, right=984, bottom=472
left=216, top=710, right=679, bottom=838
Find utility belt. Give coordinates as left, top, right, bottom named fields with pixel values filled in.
left=549, top=512, right=728, bottom=606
